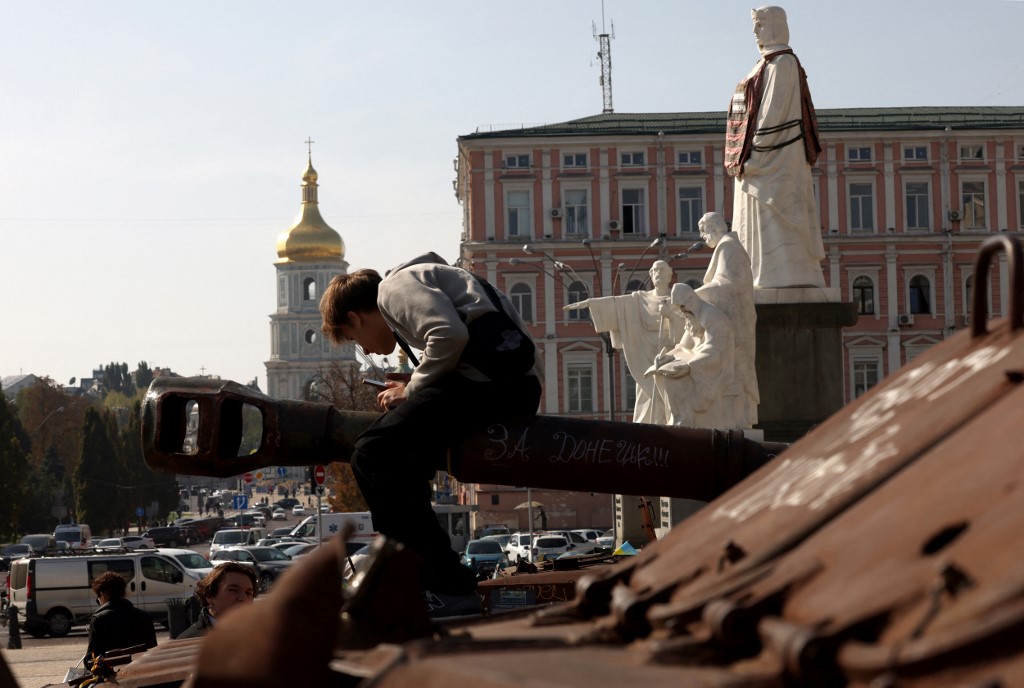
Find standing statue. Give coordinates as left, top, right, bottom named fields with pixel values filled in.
left=696, top=212, right=759, bottom=427
left=645, top=284, right=737, bottom=429
left=564, top=261, right=683, bottom=424
left=725, top=5, right=826, bottom=289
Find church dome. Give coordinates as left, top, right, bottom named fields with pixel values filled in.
left=275, top=155, right=344, bottom=264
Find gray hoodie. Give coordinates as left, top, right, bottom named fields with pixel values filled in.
left=379, top=253, right=543, bottom=397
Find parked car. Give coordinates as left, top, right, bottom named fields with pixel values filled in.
left=505, top=532, right=534, bottom=564
left=481, top=534, right=512, bottom=550
left=96, top=536, right=155, bottom=551
left=292, top=505, right=306, bottom=516
left=480, top=525, right=511, bottom=538
left=545, top=530, right=589, bottom=547
left=209, top=546, right=294, bottom=592
left=157, top=548, right=215, bottom=578
left=270, top=527, right=294, bottom=537
left=53, top=524, right=92, bottom=551
left=460, top=539, right=509, bottom=576
left=1, top=544, right=35, bottom=569
left=596, top=529, right=615, bottom=549
left=280, top=543, right=318, bottom=558
left=272, top=508, right=287, bottom=521
left=571, top=529, right=604, bottom=542
left=531, top=535, right=571, bottom=563
left=273, top=498, right=300, bottom=510
left=255, top=536, right=307, bottom=548
left=20, top=534, right=57, bottom=553
left=209, top=528, right=266, bottom=556
left=142, top=526, right=198, bottom=548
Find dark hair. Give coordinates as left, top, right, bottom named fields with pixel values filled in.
left=194, top=562, right=258, bottom=605
left=319, top=269, right=383, bottom=344
left=91, top=571, right=127, bottom=601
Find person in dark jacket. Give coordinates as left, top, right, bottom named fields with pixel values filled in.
left=84, top=572, right=157, bottom=660
left=177, top=562, right=257, bottom=639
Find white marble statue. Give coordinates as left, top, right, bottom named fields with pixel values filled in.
left=725, top=5, right=826, bottom=289
left=644, top=284, right=738, bottom=429
left=696, top=212, right=759, bottom=428
left=564, top=260, right=683, bottom=424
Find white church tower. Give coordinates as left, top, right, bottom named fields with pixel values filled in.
left=265, top=149, right=354, bottom=400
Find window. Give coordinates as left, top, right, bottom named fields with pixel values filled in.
left=567, top=281, right=589, bottom=321
left=567, top=365, right=594, bottom=412
left=853, top=359, right=879, bottom=398
left=961, top=181, right=986, bottom=229
left=509, top=283, right=533, bottom=323
left=141, top=556, right=179, bottom=584
left=1019, top=180, right=1024, bottom=228
left=677, top=150, right=702, bottom=166
left=620, top=151, right=645, bottom=167
left=905, top=181, right=930, bottom=230
left=490, top=494, right=499, bottom=506
left=849, top=182, right=875, bottom=232
left=909, top=275, right=931, bottom=315
left=506, top=190, right=531, bottom=237
left=88, top=560, right=134, bottom=583
left=505, top=154, right=530, bottom=169
left=624, top=370, right=637, bottom=412
left=621, top=188, right=646, bottom=234
left=564, top=189, right=588, bottom=235
left=303, top=277, right=316, bottom=301
left=853, top=276, right=875, bottom=315
left=959, top=145, right=984, bottom=162
left=965, top=274, right=973, bottom=316
left=848, top=146, right=872, bottom=162
left=304, top=329, right=317, bottom=345
left=624, top=279, right=643, bottom=294
left=678, top=186, right=704, bottom=233
left=563, top=152, right=587, bottom=169
left=903, top=145, right=928, bottom=162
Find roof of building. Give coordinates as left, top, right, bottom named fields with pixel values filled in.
left=460, top=107, right=1024, bottom=141
left=275, top=155, right=345, bottom=264
left=1, top=373, right=40, bottom=399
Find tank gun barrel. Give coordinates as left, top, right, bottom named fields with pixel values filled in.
left=141, top=377, right=786, bottom=501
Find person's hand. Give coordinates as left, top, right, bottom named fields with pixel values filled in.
left=661, top=363, right=691, bottom=378
left=562, top=299, right=590, bottom=311
left=377, top=381, right=407, bottom=410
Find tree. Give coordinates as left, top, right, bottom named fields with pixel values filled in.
left=306, top=363, right=375, bottom=513
left=103, top=362, right=134, bottom=396
left=120, top=402, right=179, bottom=524
left=0, top=383, right=30, bottom=540
left=74, top=407, right=127, bottom=533
left=134, top=361, right=154, bottom=392
left=16, top=377, right=86, bottom=475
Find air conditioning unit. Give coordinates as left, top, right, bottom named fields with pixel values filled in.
left=608, top=220, right=621, bottom=231
left=550, top=208, right=563, bottom=219
left=898, top=313, right=914, bottom=326
left=948, top=210, right=962, bottom=222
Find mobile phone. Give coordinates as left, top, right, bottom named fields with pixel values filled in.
left=362, top=378, right=387, bottom=388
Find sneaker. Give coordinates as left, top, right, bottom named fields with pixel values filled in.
left=423, top=589, right=482, bottom=618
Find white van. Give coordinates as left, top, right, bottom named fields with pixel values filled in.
left=53, top=523, right=93, bottom=551
left=7, top=551, right=199, bottom=637
left=290, top=512, right=377, bottom=546
left=209, top=528, right=266, bottom=556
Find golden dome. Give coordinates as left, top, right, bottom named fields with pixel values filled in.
left=275, top=155, right=344, bottom=264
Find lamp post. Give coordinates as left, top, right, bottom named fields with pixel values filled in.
left=31, top=406, right=64, bottom=437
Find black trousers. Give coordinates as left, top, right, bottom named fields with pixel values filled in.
left=351, top=373, right=541, bottom=594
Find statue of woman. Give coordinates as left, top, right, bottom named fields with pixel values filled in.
left=725, top=6, right=826, bottom=289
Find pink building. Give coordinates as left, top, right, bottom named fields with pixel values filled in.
left=454, top=107, right=1024, bottom=530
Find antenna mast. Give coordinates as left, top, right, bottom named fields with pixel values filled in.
left=593, top=1, right=615, bottom=114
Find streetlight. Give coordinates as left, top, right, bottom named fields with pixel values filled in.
left=622, top=237, right=665, bottom=292
left=31, top=406, right=64, bottom=436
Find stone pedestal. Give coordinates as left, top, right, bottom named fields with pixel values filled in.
left=754, top=300, right=859, bottom=442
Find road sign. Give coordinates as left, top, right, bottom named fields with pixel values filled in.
left=232, top=494, right=248, bottom=510
left=316, top=485, right=326, bottom=496
left=243, top=473, right=253, bottom=484
left=276, top=466, right=287, bottom=477
left=313, top=465, right=326, bottom=486
left=135, top=507, right=145, bottom=517
left=255, top=471, right=264, bottom=481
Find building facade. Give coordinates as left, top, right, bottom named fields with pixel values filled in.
left=455, top=107, right=1024, bottom=529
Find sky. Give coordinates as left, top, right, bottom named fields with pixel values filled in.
left=3, top=0, right=1023, bottom=390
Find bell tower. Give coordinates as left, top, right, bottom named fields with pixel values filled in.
left=265, top=143, right=354, bottom=400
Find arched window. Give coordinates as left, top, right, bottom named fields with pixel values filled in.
left=303, top=278, right=316, bottom=301
left=909, top=275, right=931, bottom=315
left=853, top=276, right=875, bottom=315
left=304, top=329, right=318, bottom=345
left=567, top=281, right=589, bottom=321
left=509, top=283, right=533, bottom=323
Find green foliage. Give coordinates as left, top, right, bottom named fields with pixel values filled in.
left=0, top=384, right=30, bottom=540
left=74, top=407, right=127, bottom=533
left=120, top=402, right=179, bottom=523
left=134, top=361, right=154, bottom=391
left=102, top=362, right=134, bottom=396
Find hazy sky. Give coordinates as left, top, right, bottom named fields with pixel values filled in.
left=3, top=0, right=1022, bottom=390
